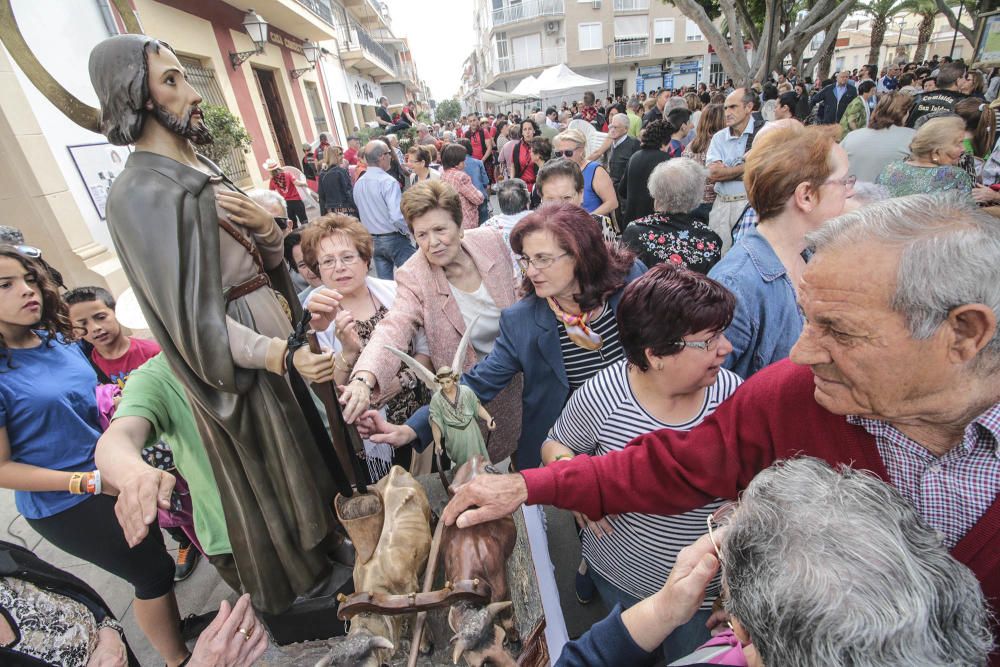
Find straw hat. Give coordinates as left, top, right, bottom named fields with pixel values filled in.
left=262, top=158, right=280, bottom=171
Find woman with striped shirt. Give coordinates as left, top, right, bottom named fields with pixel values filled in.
left=541, top=263, right=741, bottom=663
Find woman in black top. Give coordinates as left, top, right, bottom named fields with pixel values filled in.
left=317, top=146, right=356, bottom=216
left=623, top=158, right=723, bottom=274
left=617, top=120, right=675, bottom=226
left=794, top=82, right=811, bottom=121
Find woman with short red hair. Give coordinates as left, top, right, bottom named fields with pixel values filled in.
left=708, top=123, right=851, bottom=379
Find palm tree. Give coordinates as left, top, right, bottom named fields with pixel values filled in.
left=901, top=0, right=937, bottom=63
left=863, top=0, right=907, bottom=67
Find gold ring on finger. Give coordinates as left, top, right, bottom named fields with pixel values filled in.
left=238, top=627, right=251, bottom=641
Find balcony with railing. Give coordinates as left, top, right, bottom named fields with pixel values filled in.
left=341, top=21, right=398, bottom=78
left=490, top=0, right=565, bottom=29
left=222, top=0, right=339, bottom=40
left=486, top=46, right=566, bottom=83
left=293, top=0, right=335, bottom=24
left=613, top=0, right=649, bottom=11
left=614, top=38, right=649, bottom=58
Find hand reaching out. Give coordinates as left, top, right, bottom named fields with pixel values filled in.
left=114, top=466, right=175, bottom=548
left=187, top=594, right=268, bottom=667
left=307, top=288, right=343, bottom=332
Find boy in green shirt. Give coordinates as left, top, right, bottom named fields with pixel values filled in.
left=96, top=354, right=237, bottom=591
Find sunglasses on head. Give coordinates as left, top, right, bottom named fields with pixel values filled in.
left=2, top=244, right=41, bottom=259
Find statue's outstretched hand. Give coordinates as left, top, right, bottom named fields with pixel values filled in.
left=442, top=472, right=528, bottom=528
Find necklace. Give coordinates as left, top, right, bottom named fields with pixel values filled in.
left=548, top=297, right=604, bottom=351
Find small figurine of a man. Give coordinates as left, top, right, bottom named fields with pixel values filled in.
left=386, top=318, right=494, bottom=468
left=429, top=367, right=495, bottom=467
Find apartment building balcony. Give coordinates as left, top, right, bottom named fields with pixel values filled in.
left=490, top=0, right=565, bottom=30
left=341, top=0, right=392, bottom=30
left=485, top=46, right=566, bottom=86
left=340, top=22, right=398, bottom=79
left=614, top=38, right=649, bottom=59
left=222, top=0, right=339, bottom=40
left=613, top=0, right=649, bottom=12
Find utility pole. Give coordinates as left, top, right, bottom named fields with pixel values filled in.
left=606, top=44, right=613, bottom=98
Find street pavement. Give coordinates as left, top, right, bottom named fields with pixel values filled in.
left=1, top=495, right=608, bottom=665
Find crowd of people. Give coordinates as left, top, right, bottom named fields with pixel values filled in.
left=2, top=46, right=1000, bottom=667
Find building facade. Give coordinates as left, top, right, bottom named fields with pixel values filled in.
left=1, top=0, right=424, bottom=292
left=464, top=0, right=713, bottom=111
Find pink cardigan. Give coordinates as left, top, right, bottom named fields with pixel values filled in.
left=441, top=168, right=485, bottom=229
left=354, top=226, right=523, bottom=461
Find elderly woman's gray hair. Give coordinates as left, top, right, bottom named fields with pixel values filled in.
left=721, top=457, right=994, bottom=667
left=497, top=179, right=530, bottom=215
left=806, top=192, right=1000, bottom=371
left=245, top=188, right=287, bottom=216
left=647, top=158, right=706, bottom=214
left=442, top=131, right=456, bottom=143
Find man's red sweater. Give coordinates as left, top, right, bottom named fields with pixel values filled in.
left=523, top=359, right=1000, bottom=645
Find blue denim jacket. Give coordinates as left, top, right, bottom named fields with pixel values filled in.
left=708, top=227, right=803, bottom=379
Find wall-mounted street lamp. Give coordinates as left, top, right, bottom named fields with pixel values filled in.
left=229, top=9, right=269, bottom=70
left=290, top=41, right=321, bottom=79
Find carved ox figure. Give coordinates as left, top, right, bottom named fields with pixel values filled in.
left=318, top=466, right=432, bottom=667
left=443, top=457, right=518, bottom=666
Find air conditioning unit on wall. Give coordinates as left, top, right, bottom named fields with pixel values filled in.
left=592, top=0, right=602, bottom=8
left=545, top=20, right=560, bottom=35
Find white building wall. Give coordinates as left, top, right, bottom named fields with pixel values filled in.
left=7, top=0, right=116, bottom=249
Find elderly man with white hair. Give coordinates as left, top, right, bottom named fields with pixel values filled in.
left=353, top=140, right=415, bottom=278
left=557, top=457, right=995, bottom=666
left=435, top=193, right=1000, bottom=647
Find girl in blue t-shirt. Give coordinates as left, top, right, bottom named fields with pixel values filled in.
left=0, top=245, right=190, bottom=666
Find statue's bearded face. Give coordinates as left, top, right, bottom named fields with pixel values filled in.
left=145, top=47, right=213, bottom=145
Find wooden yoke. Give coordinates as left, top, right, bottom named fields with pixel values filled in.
left=336, top=579, right=492, bottom=620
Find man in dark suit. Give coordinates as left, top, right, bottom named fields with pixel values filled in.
left=606, top=113, right=639, bottom=224
left=810, top=70, right=857, bottom=125
left=607, top=113, right=640, bottom=190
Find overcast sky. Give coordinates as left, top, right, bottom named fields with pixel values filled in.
left=383, top=0, right=475, bottom=102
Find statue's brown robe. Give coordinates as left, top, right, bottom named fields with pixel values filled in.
left=106, top=151, right=337, bottom=613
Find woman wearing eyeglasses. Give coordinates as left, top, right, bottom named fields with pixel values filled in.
left=301, top=215, right=433, bottom=479
left=331, top=180, right=524, bottom=464
left=708, top=123, right=851, bottom=379
left=552, top=129, right=618, bottom=218
left=353, top=201, right=645, bottom=473
left=541, top=263, right=741, bottom=662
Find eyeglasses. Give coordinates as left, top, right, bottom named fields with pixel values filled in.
left=516, top=252, right=568, bottom=271
left=673, top=331, right=725, bottom=352
left=554, top=149, right=577, bottom=158
left=273, top=216, right=289, bottom=230
left=706, top=501, right=739, bottom=558
left=824, top=175, right=857, bottom=189
left=318, top=253, right=361, bottom=270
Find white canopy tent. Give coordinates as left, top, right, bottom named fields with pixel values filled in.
left=477, top=88, right=523, bottom=104
left=510, top=74, right=541, bottom=99
left=534, top=64, right=607, bottom=103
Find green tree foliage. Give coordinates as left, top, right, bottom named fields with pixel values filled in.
left=435, top=99, right=462, bottom=123
left=197, top=104, right=253, bottom=168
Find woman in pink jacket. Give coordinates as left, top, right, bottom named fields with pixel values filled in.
left=439, top=144, right=485, bottom=229
left=322, top=180, right=523, bottom=463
